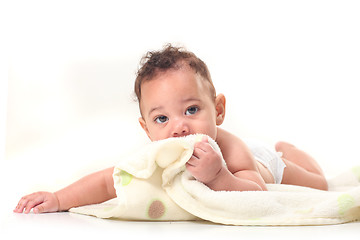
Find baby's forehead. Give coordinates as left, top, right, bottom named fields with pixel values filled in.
left=139, top=69, right=215, bottom=111
left=144, top=70, right=213, bottom=96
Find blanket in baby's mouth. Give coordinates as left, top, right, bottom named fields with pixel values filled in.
left=70, top=134, right=360, bottom=225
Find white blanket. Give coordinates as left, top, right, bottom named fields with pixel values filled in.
left=70, top=134, right=360, bottom=225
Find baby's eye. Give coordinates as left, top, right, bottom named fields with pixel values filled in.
left=155, top=115, right=169, bottom=124
left=185, top=106, right=199, bottom=115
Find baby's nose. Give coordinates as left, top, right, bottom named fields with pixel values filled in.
left=172, top=119, right=190, bottom=137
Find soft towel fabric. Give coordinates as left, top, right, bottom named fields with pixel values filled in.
left=70, top=134, right=360, bottom=225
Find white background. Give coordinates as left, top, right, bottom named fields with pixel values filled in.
left=1, top=0, right=360, bottom=238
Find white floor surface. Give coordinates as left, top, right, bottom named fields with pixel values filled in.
left=1, top=210, right=360, bottom=240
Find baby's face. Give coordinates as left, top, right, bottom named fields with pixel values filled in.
left=139, top=67, right=225, bottom=141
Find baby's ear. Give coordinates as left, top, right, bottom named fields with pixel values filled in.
left=215, top=94, right=226, bottom=125
left=139, top=117, right=152, bottom=140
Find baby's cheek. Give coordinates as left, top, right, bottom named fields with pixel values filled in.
left=205, top=127, right=218, bottom=141
left=148, top=129, right=167, bottom=141
left=197, top=122, right=217, bottom=140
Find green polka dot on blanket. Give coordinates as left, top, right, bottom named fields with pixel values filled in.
left=337, top=194, right=355, bottom=215
left=352, top=166, right=360, bottom=181
left=119, top=170, right=133, bottom=186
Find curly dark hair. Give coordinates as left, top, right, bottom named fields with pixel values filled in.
left=134, top=44, right=216, bottom=102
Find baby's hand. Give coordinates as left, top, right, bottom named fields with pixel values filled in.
left=186, top=136, right=223, bottom=184
left=14, top=191, right=60, bottom=214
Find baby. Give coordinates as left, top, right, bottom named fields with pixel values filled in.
left=14, top=45, right=328, bottom=214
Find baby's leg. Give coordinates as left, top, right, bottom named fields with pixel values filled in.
left=275, top=141, right=324, bottom=175
left=275, top=141, right=328, bottom=190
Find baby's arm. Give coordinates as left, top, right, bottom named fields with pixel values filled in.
left=186, top=138, right=264, bottom=191
left=214, top=128, right=268, bottom=191
left=14, top=167, right=116, bottom=214
left=186, top=129, right=267, bottom=191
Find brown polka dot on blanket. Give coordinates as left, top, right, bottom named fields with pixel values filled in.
left=148, top=200, right=166, bottom=219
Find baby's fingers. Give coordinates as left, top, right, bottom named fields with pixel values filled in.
left=14, top=197, right=30, bottom=213
left=23, top=199, right=42, bottom=214
left=186, top=155, right=198, bottom=167
left=14, top=193, right=45, bottom=214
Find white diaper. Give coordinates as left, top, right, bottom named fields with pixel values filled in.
left=245, top=140, right=286, bottom=184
